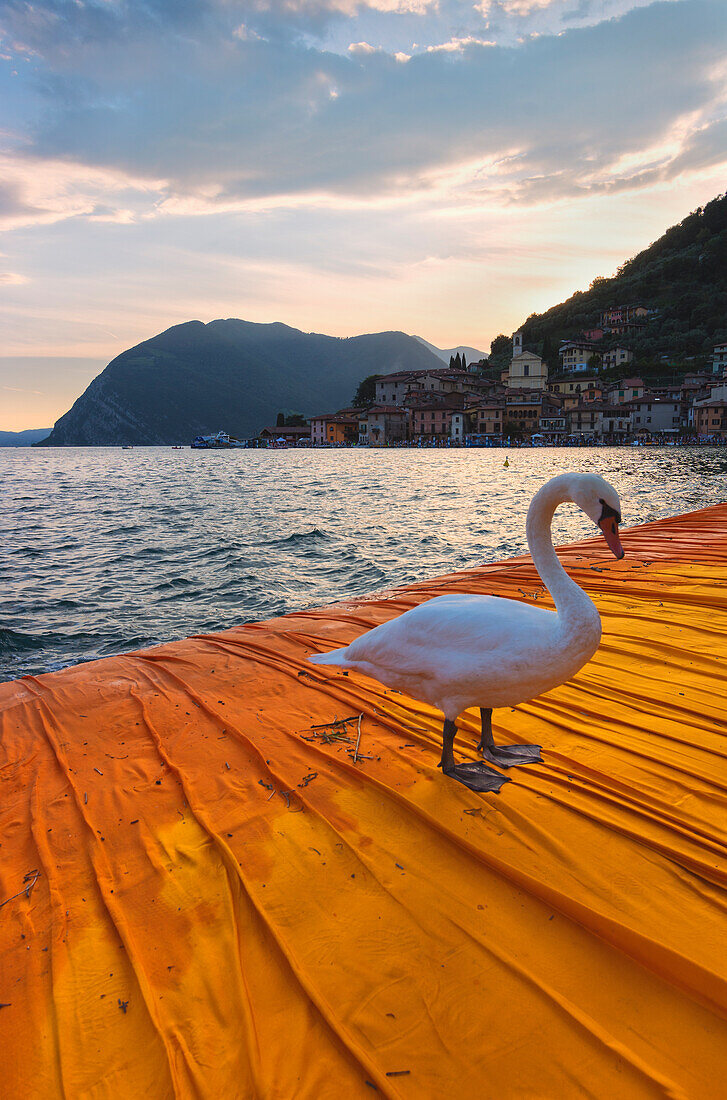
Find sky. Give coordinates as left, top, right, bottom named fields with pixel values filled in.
left=1, top=0, right=727, bottom=430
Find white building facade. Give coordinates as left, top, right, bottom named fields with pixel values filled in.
left=508, top=334, right=547, bottom=390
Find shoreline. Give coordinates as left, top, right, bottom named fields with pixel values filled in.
left=4, top=436, right=727, bottom=449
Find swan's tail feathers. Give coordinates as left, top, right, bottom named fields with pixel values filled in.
left=309, top=647, right=350, bottom=667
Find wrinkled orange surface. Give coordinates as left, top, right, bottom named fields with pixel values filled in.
left=2, top=505, right=727, bottom=1099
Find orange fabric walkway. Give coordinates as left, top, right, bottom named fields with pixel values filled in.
left=1, top=505, right=727, bottom=1099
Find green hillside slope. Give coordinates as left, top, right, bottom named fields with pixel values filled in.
left=520, top=192, right=727, bottom=368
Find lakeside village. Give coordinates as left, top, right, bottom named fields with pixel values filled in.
left=194, top=311, right=727, bottom=449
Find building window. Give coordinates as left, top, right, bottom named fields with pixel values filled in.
left=523, top=365, right=530, bottom=377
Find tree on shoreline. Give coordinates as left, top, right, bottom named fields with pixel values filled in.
left=352, top=374, right=382, bottom=408
left=503, top=418, right=524, bottom=439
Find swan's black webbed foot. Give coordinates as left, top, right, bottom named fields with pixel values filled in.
left=477, top=708, right=542, bottom=768
left=477, top=742, right=543, bottom=767
left=442, top=761, right=511, bottom=793
left=440, top=717, right=510, bottom=794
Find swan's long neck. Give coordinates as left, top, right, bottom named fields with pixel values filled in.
left=525, top=476, right=596, bottom=622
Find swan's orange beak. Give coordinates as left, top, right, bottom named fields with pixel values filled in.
left=599, top=517, right=625, bottom=559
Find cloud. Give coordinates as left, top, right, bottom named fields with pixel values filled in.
left=0, top=0, right=725, bottom=227
left=662, top=116, right=727, bottom=177
left=477, top=0, right=557, bottom=13
left=478, top=0, right=683, bottom=34
left=0, top=153, right=165, bottom=231
left=232, top=23, right=265, bottom=41
left=0, top=0, right=435, bottom=56
left=259, top=0, right=437, bottom=12
left=0, top=181, right=42, bottom=223
left=425, top=36, right=497, bottom=52
left=499, top=107, right=727, bottom=203
left=0, top=271, right=29, bottom=285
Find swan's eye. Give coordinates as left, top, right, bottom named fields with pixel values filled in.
left=598, top=499, right=621, bottom=525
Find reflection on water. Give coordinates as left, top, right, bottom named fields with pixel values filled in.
left=2, top=446, right=726, bottom=681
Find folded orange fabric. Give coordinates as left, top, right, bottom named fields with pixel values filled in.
left=1, top=504, right=726, bottom=1098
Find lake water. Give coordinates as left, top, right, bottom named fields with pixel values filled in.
left=2, top=446, right=726, bottom=683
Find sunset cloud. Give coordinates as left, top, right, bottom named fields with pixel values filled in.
left=1, top=1, right=724, bottom=215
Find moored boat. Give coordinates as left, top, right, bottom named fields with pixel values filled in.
left=191, top=430, right=246, bottom=449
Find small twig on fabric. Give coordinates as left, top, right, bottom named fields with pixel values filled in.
left=309, top=716, right=357, bottom=730
left=278, top=789, right=304, bottom=813
left=0, top=870, right=40, bottom=910
left=299, top=715, right=361, bottom=745
left=352, top=713, right=363, bottom=764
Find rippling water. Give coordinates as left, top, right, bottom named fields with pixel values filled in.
left=2, top=446, right=726, bottom=682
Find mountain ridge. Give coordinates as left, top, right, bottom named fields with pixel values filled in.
left=412, top=336, right=488, bottom=364
left=0, top=428, right=50, bottom=446
left=37, top=319, right=444, bottom=445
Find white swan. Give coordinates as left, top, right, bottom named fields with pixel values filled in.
left=309, top=473, right=624, bottom=793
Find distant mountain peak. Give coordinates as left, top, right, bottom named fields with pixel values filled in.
left=37, top=321, right=443, bottom=446
left=412, top=336, right=488, bottom=364
left=0, top=428, right=51, bottom=446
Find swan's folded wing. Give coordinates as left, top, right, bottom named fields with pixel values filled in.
left=345, top=594, right=556, bottom=676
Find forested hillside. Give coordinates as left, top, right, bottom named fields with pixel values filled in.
left=517, top=192, right=727, bottom=370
